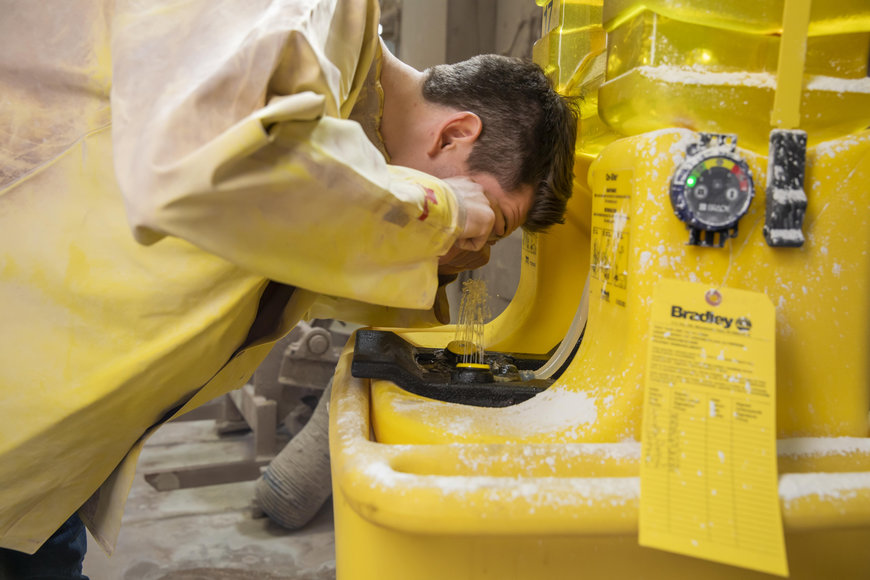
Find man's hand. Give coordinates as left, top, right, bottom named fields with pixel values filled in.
left=438, top=245, right=491, bottom=275
left=444, top=176, right=494, bottom=252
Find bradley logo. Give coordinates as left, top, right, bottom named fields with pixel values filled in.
left=671, top=305, right=752, bottom=332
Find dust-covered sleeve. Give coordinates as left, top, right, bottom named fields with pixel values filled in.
left=110, top=0, right=462, bottom=310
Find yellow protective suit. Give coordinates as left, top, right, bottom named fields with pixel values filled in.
left=0, top=0, right=464, bottom=554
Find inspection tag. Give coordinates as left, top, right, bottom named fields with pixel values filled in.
left=638, top=279, right=787, bottom=576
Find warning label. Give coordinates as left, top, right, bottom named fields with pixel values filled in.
left=591, top=170, right=632, bottom=307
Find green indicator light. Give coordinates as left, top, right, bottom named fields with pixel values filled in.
left=686, top=175, right=697, bottom=187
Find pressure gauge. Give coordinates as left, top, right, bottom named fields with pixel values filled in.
left=669, top=133, right=754, bottom=247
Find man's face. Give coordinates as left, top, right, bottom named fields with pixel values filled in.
left=434, top=168, right=533, bottom=275
left=470, top=172, right=534, bottom=244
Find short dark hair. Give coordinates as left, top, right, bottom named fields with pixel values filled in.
left=422, top=55, right=578, bottom=232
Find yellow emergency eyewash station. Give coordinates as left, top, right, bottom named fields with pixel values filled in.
left=329, top=1, right=870, bottom=578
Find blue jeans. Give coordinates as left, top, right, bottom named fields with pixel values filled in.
left=0, top=513, right=89, bottom=579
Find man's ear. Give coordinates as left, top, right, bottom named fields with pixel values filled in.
left=428, top=111, right=482, bottom=157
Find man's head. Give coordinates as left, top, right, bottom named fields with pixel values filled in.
left=421, top=55, right=578, bottom=234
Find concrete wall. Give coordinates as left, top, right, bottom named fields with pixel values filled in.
left=493, top=0, right=541, bottom=58
left=394, top=0, right=542, bottom=70
left=397, top=0, right=448, bottom=69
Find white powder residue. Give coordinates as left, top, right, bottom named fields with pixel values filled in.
left=453, top=441, right=640, bottom=475
left=364, top=460, right=412, bottom=488
left=772, top=188, right=807, bottom=204
left=600, top=440, right=641, bottom=460
left=612, top=212, right=629, bottom=237
left=492, top=388, right=598, bottom=434
left=777, top=437, right=870, bottom=457
left=639, top=251, right=652, bottom=269
left=815, top=134, right=867, bottom=158
left=635, top=65, right=776, bottom=89
left=363, top=459, right=641, bottom=506
left=391, top=386, right=601, bottom=439
left=766, top=229, right=805, bottom=244
left=627, top=68, right=870, bottom=96
left=668, top=129, right=697, bottom=166
left=556, top=477, right=640, bottom=503
left=779, top=472, right=870, bottom=503
left=806, top=75, right=870, bottom=94
left=444, top=415, right=475, bottom=436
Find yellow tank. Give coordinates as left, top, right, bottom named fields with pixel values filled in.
left=330, top=1, right=870, bottom=578
left=599, top=0, right=870, bottom=152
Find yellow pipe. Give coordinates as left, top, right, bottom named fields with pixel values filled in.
left=771, top=0, right=812, bottom=129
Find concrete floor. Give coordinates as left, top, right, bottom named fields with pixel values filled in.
left=82, top=420, right=336, bottom=580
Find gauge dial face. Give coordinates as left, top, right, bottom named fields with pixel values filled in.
left=671, top=153, right=754, bottom=230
